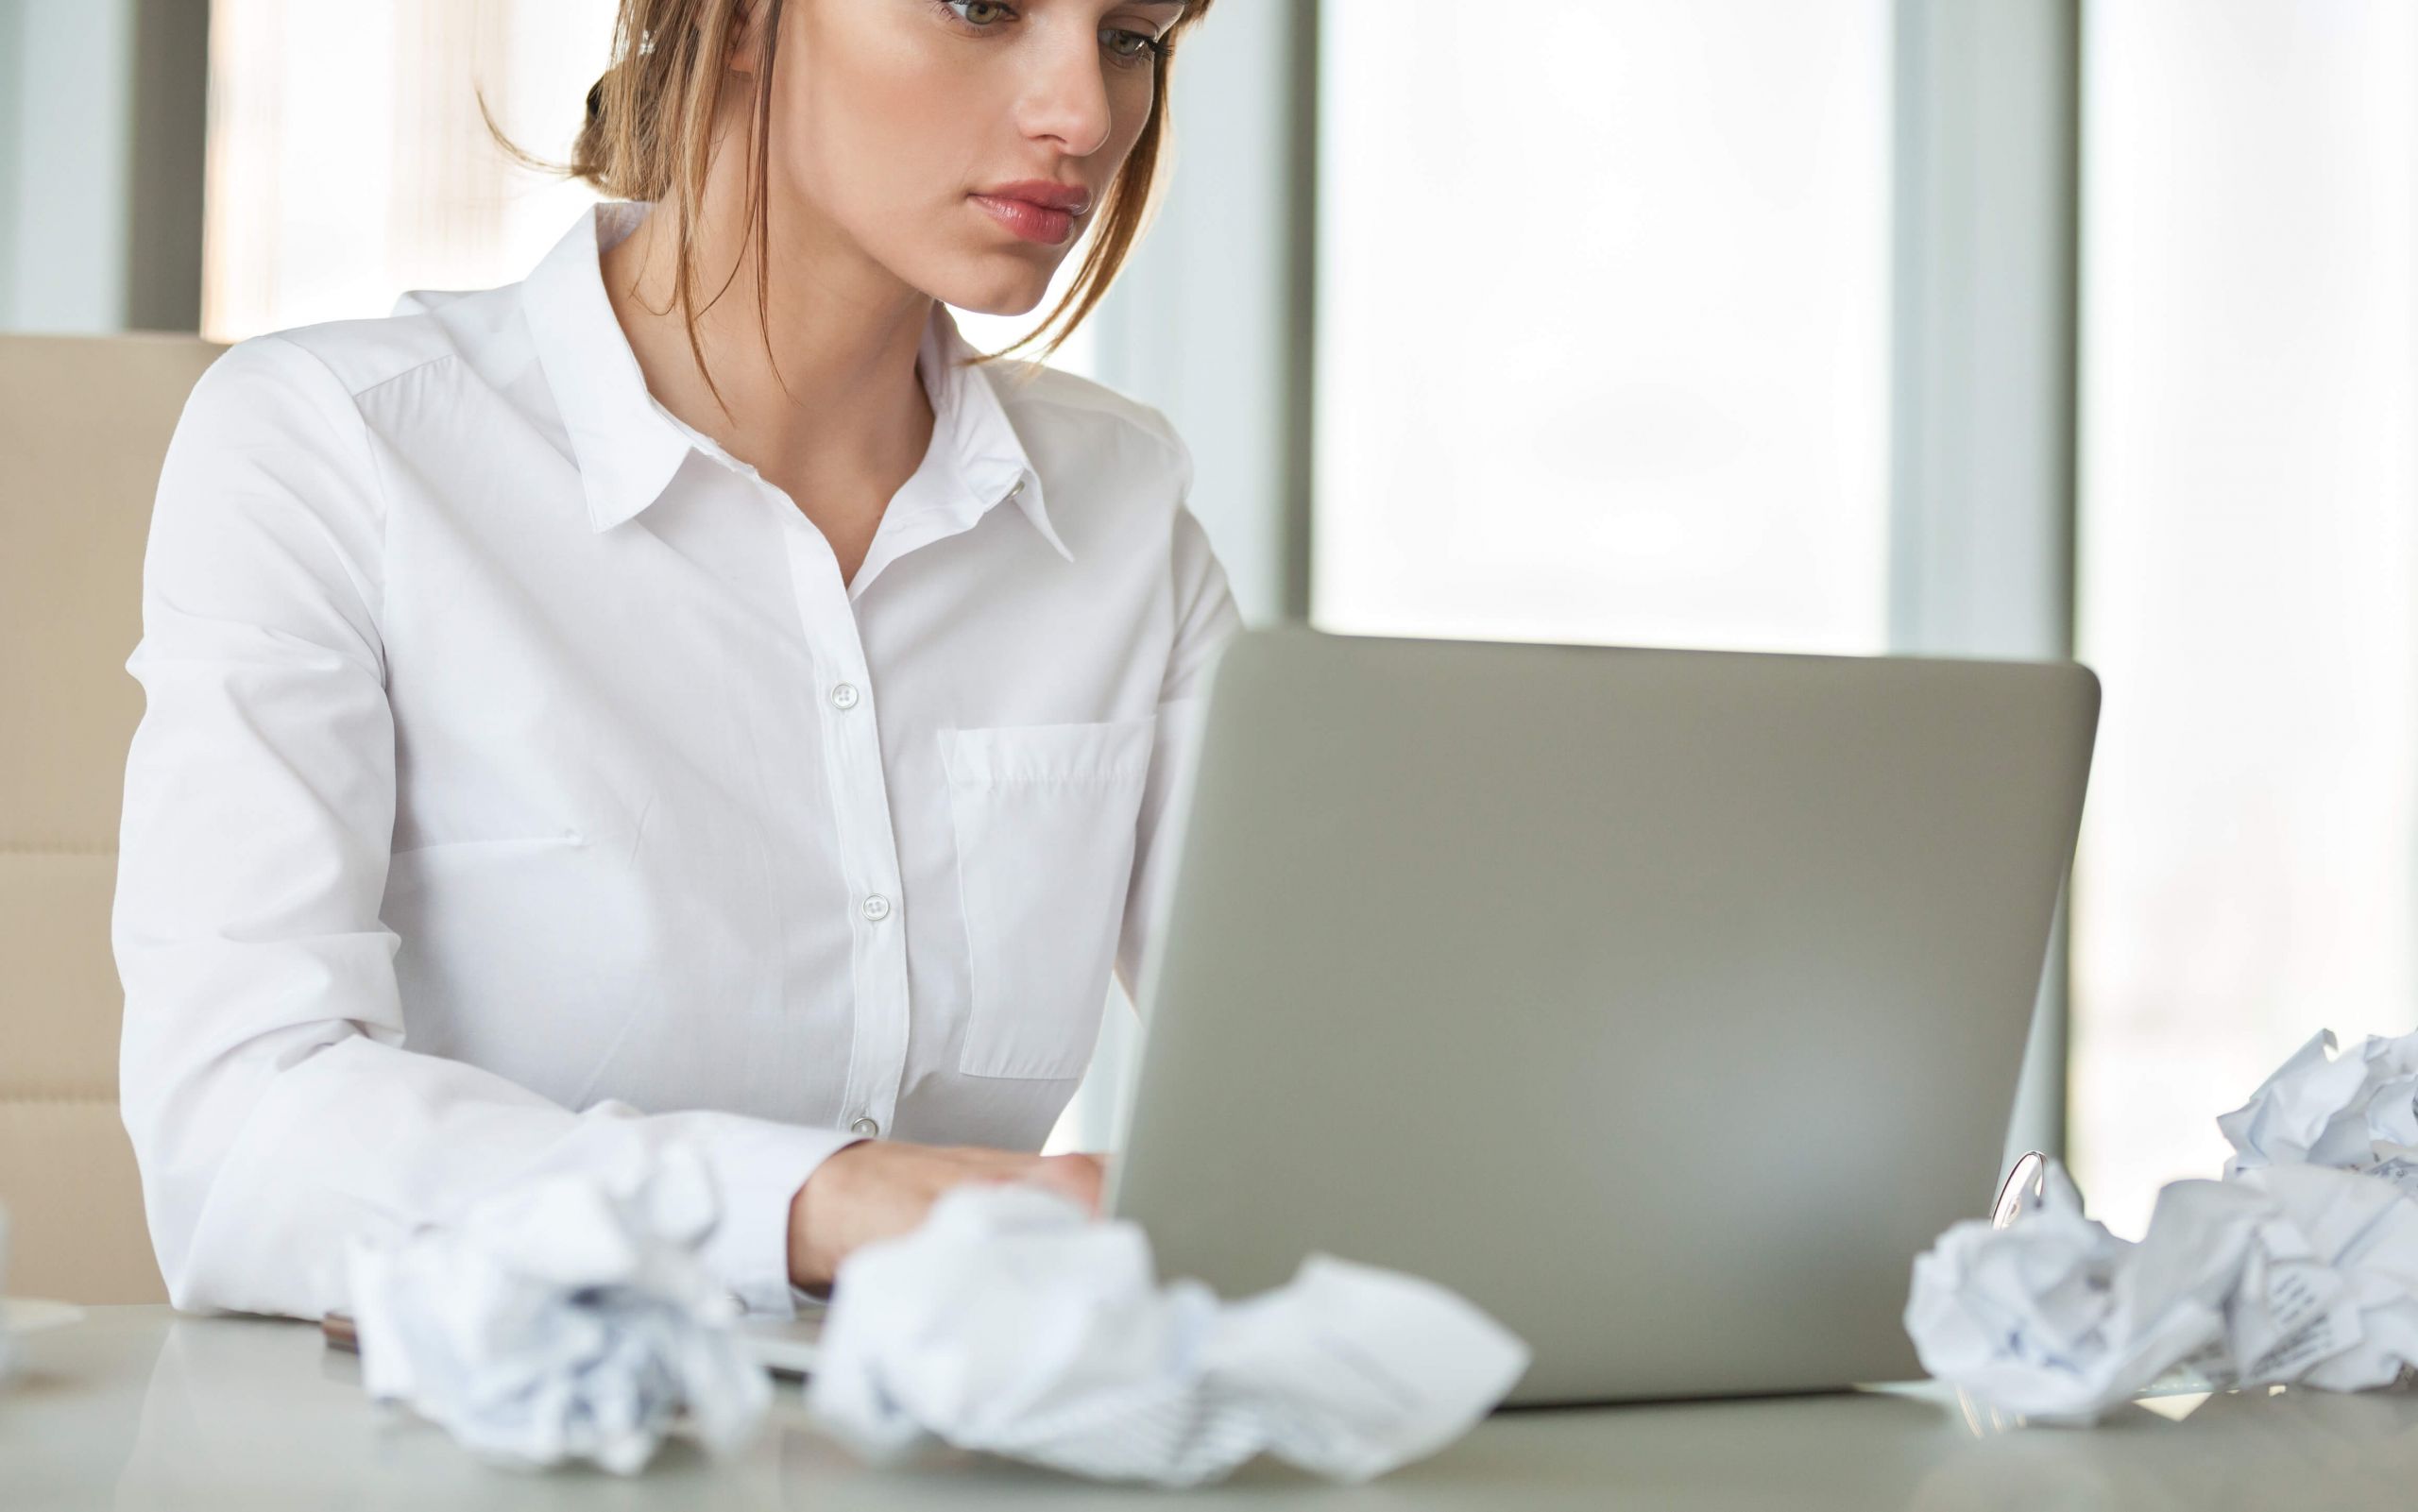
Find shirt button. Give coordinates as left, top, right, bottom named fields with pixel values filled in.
left=861, top=893, right=893, bottom=923
left=850, top=1116, right=880, bottom=1137
left=1005, top=477, right=1026, bottom=501
left=829, top=682, right=860, bottom=710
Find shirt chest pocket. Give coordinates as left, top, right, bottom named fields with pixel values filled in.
left=939, top=714, right=1158, bottom=1079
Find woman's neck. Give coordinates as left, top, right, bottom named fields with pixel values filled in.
left=598, top=161, right=937, bottom=569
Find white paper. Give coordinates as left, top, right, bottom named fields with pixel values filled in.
left=2218, top=1028, right=2418, bottom=1177
left=1906, top=1025, right=2418, bottom=1423
left=1903, top=1161, right=2241, bottom=1423
left=344, top=1139, right=771, bottom=1473
left=805, top=1183, right=1531, bottom=1487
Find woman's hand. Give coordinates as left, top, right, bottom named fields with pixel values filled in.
left=786, top=1138, right=1107, bottom=1291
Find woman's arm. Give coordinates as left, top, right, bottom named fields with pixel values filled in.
left=111, top=335, right=853, bottom=1318
left=1113, top=438, right=1246, bottom=1003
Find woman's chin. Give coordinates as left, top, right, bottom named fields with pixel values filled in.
left=932, top=266, right=1058, bottom=322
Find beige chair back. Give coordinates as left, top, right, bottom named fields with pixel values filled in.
left=2, top=332, right=224, bottom=1303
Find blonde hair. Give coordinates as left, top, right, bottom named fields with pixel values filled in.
left=487, top=0, right=1215, bottom=412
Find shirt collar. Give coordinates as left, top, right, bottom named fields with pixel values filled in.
left=519, top=200, right=1071, bottom=562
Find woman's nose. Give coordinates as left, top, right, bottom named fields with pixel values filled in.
left=1018, top=30, right=1115, bottom=159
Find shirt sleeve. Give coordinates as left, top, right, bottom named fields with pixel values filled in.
left=1114, top=426, right=1246, bottom=1001
left=112, top=333, right=854, bottom=1321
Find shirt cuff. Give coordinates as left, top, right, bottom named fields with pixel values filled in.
left=683, top=1115, right=863, bottom=1316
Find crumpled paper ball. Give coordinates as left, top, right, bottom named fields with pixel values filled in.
left=1903, top=1161, right=2241, bottom=1422
left=2219, top=1028, right=2418, bottom=1177
left=804, top=1182, right=1531, bottom=1487
left=345, top=1139, right=771, bottom=1473
left=2220, top=1163, right=2418, bottom=1393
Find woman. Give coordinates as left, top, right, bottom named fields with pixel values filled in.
left=113, top=0, right=1235, bottom=1318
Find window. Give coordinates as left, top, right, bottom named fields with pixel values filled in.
left=2069, top=0, right=2418, bottom=1236
left=200, top=0, right=1085, bottom=366
left=1311, top=0, right=1894, bottom=656
left=203, top=0, right=609, bottom=342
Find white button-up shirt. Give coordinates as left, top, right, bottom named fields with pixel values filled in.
left=112, top=200, right=1242, bottom=1318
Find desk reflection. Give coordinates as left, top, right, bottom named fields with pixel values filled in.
left=1909, top=1383, right=2418, bottom=1512
left=46, top=1307, right=2418, bottom=1512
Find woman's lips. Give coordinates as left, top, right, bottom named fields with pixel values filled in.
left=971, top=193, right=1075, bottom=246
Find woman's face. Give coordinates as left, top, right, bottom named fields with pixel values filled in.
left=751, top=0, right=1185, bottom=315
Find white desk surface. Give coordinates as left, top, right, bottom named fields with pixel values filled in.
left=4, top=1304, right=2414, bottom=1509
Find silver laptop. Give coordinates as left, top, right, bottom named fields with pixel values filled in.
left=1105, top=625, right=2100, bottom=1407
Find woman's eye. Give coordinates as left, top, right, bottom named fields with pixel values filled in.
left=1102, top=28, right=1159, bottom=64
left=937, top=2, right=1162, bottom=65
